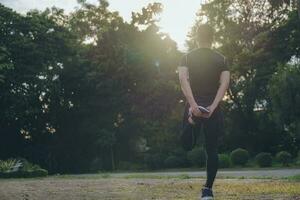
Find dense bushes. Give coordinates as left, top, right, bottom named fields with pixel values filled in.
left=164, top=156, right=183, bottom=168
left=0, top=158, right=48, bottom=178
left=255, top=152, right=272, bottom=167
left=0, top=159, right=17, bottom=172
left=142, top=149, right=297, bottom=170
left=187, top=147, right=206, bottom=167
left=230, top=148, right=249, bottom=166
left=144, top=153, right=166, bottom=170
left=137, top=149, right=297, bottom=170
left=218, top=154, right=230, bottom=168
left=276, top=151, right=292, bottom=166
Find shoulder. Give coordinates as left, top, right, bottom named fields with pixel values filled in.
left=187, top=48, right=200, bottom=55
left=180, top=49, right=197, bottom=62
left=211, top=49, right=226, bottom=61
left=182, top=48, right=200, bottom=61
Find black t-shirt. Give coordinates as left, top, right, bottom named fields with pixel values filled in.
left=180, top=48, right=228, bottom=97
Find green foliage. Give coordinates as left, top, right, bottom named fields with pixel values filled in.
left=296, top=151, right=300, bottom=166
left=255, top=152, right=273, bottom=167
left=144, top=153, right=166, bottom=170
left=170, top=149, right=188, bottom=167
left=0, top=0, right=299, bottom=174
left=287, top=174, right=300, bottom=182
left=218, top=154, right=231, bottom=168
left=90, top=158, right=102, bottom=172
left=117, top=161, right=143, bottom=171
left=164, top=156, right=183, bottom=168
left=0, top=158, right=48, bottom=178
left=30, top=169, right=48, bottom=177
left=131, top=3, right=163, bottom=26
left=0, top=169, right=48, bottom=178
left=187, top=147, right=206, bottom=167
left=0, top=159, right=17, bottom=172
left=0, top=1, right=180, bottom=173
left=276, top=151, right=292, bottom=166
left=20, top=159, right=43, bottom=171
left=269, top=64, right=300, bottom=154
left=230, top=148, right=249, bottom=166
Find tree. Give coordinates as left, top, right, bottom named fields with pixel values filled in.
left=269, top=63, right=300, bottom=154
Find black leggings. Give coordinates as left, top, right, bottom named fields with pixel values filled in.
left=181, top=96, right=224, bottom=189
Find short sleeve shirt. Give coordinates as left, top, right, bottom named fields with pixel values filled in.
left=179, top=48, right=229, bottom=97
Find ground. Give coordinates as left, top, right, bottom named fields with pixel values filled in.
left=0, top=173, right=300, bottom=200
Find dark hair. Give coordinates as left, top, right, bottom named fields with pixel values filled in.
left=197, top=24, right=214, bottom=45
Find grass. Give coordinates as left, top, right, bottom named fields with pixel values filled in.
left=123, top=173, right=192, bottom=179
left=0, top=173, right=300, bottom=199
left=286, top=174, right=300, bottom=182
left=44, top=171, right=300, bottom=181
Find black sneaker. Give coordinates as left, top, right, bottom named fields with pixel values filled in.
left=200, top=187, right=214, bottom=200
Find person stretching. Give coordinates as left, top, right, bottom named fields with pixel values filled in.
left=178, top=24, right=230, bottom=200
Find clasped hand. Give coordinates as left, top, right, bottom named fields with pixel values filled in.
left=188, top=104, right=216, bottom=125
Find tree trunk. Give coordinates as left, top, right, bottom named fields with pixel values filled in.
left=111, top=146, right=115, bottom=170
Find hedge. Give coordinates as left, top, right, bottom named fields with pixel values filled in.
left=255, top=152, right=272, bottom=167
left=230, top=148, right=249, bottom=166
left=0, top=169, right=48, bottom=178
left=276, top=151, right=292, bottom=166
left=187, top=147, right=206, bottom=167
left=218, top=154, right=230, bottom=168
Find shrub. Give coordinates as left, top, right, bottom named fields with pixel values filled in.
left=144, top=153, right=165, bottom=170
left=0, top=169, right=48, bottom=178
left=117, top=161, right=132, bottom=170
left=0, top=158, right=48, bottom=178
left=164, top=156, right=183, bottom=168
left=90, top=157, right=102, bottom=172
left=230, top=148, right=249, bottom=166
left=170, top=148, right=188, bottom=167
left=187, top=147, right=206, bottom=167
left=276, top=151, right=292, bottom=166
left=21, top=159, right=41, bottom=171
left=218, top=154, right=230, bottom=168
left=117, top=161, right=143, bottom=171
left=31, top=169, right=48, bottom=177
left=0, top=159, right=17, bottom=172
left=296, top=151, right=300, bottom=166
left=255, top=152, right=272, bottom=167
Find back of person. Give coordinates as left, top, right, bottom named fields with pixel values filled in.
left=181, top=48, right=227, bottom=98
left=178, top=24, right=230, bottom=200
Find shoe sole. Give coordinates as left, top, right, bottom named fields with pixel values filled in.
left=201, top=197, right=213, bottom=200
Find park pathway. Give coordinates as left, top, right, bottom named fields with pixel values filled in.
left=110, top=168, right=300, bottom=178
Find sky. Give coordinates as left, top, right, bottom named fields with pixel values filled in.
left=0, top=0, right=204, bottom=50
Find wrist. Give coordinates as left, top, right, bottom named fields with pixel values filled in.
left=190, top=102, right=198, bottom=108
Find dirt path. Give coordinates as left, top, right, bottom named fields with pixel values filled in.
left=0, top=177, right=299, bottom=200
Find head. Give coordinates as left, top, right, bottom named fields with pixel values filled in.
left=196, top=24, right=214, bottom=48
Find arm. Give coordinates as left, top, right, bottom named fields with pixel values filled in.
left=208, top=71, right=230, bottom=113
left=178, top=66, right=201, bottom=116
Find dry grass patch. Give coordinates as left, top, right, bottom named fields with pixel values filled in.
left=0, top=177, right=299, bottom=200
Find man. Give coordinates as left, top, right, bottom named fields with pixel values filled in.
left=178, top=24, right=230, bottom=200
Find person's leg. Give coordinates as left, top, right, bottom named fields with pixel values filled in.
left=181, top=103, right=198, bottom=151
left=202, top=109, right=223, bottom=189
left=181, top=102, right=205, bottom=151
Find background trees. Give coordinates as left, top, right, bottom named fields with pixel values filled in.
left=0, top=0, right=299, bottom=173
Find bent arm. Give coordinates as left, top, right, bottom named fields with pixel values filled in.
left=211, top=71, right=230, bottom=109
left=178, top=66, right=197, bottom=108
